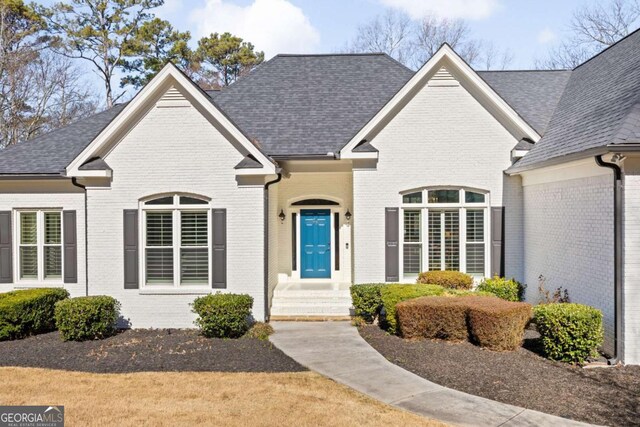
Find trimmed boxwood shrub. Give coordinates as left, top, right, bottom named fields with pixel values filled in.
left=350, top=284, right=384, bottom=323
left=192, top=293, right=253, bottom=338
left=534, top=303, right=604, bottom=363
left=0, top=288, right=69, bottom=341
left=417, top=271, right=473, bottom=290
left=380, top=284, right=446, bottom=334
left=467, top=297, right=532, bottom=351
left=397, top=296, right=468, bottom=340
left=54, top=296, right=121, bottom=341
left=476, top=277, right=524, bottom=302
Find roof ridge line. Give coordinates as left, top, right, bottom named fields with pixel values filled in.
left=573, top=26, right=640, bottom=71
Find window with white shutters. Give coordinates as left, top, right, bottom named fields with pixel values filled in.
left=18, top=210, right=62, bottom=281
left=142, top=194, right=211, bottom=287
left=400, top=188, right=488, bottom=277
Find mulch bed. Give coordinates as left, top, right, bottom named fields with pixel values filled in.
left=359, top=325, right=640, bottom=426
left=0, top=329, right=305, bottom=373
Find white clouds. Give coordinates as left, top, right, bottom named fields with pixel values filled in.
left=537, top=28, right=556, bottom=44
left=190, top=0, right=321, bottom=58
left=379, top=0, right=499, bottom=20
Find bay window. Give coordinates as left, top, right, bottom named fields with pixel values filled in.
left=401, top=188, right=488, bottom=277
left=142, top=194, right=210, bottom=287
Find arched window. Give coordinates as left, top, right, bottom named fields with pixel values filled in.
left=400, top=187, right=489, bottom=278
left=141, top=194, right=211, bottom=287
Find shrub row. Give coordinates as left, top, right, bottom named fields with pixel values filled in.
left=534, top=303, right=603, bottom=364
left=417, top=271, right=473, bottom=290
left=350, top=282, right=493, bottom=333
left=397, top=295, right=532, bottom=351
left=0, top=288, right=69, bottom=341
left=476, top=277, right=524, bottom=302
left=380, top=284, right=446, bottom=334
left=54, top=296, right=121, bottom=341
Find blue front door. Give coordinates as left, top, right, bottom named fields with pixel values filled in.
left=300, top=209, right=331, bottom=279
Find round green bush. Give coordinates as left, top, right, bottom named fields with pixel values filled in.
left=477, top=277, right=524, bottom=302
left=534, top=303, right=604, bottom=364
left=54, top=296, right=120, bottom=341
left=416, top=271, right=473, bottom=290
left=192, top=293, right=253, bottom=338
left=0, top=288, right=69, bottom=341
left=350, top=284, right=384, bottom=323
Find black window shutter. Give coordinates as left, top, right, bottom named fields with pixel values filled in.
left=491, top=206, right=505, bottom=277
left=123, top=210, right=139, bottom=289
left=212, top=209, right=227, bottom=288
left=63, top=211, right=77, bottom=283
left=385, top=207, right=399, bottom=282
left=0, top=211, right=12, bottom=283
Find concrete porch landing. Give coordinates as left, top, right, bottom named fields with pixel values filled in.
left=270, top=282, right=352, bottom=317
left=270, top=321, right=596, bottom=427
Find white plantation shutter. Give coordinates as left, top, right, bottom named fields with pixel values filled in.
left=145, top=212, right=174, bottom=284
left=44, top=212, right=62, bottom=279
left=402, top=210, right=421, bottom=274
left=466, top=209, right=485, bottom=275
left=180, top=211, right=208, bottom=284
left=19, top=212, right=38, bottom=279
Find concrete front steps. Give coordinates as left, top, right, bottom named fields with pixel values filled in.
left=270, top=282, right=352, bottom=318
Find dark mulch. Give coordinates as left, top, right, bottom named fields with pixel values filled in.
left=360, top=325, right=640, bottom=426
left=0, top=329, right=305, bottom=373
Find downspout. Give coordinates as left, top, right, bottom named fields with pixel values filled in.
left=71, top=177, right=89, bottom=297
left=595, top=155, right=623, bottom=365
left=264, top=173, right=282, bottom=321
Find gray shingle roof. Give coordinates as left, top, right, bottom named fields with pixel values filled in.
left=0, top=104, right=126, bottom=175
left=513, top=29, right=640, bottom=170
left=478, top=70, right=571, bottom=135
left=210, top=54, right=414, bottom=156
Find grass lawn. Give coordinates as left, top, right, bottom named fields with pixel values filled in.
left=0, top=367, right=443, bottom=427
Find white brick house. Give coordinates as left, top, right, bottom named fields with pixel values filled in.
left=1, top=32, right=640, bottom=364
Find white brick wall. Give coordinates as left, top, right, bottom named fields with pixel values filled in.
left=622, top=158, right=640, bottom=364
left=352, top=80, right=522, bottom=284
left=0, top=180, right=86, bottom=298
left=87, top=90, right=266, bottom=328
left=522, top=174, right=615, bottom=354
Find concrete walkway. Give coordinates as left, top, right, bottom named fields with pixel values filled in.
left=270, top=321, right=597, bottom=427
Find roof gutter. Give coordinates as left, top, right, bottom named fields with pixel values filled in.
left=263, top=172, right=282, bottom=321
left=507, top=144, right=640, bottom=175
left=595, top=155, right=623, bottom=365
left=70, top=177, right=89, bottom=297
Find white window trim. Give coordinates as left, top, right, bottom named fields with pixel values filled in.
left=399, top=188, right=490, bottom=279
left=139, top=194, right=212, bottom=290
left=13, top=209, right=64, bottom=285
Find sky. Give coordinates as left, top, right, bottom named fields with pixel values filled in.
left=150, top=0, right=591, bottom=69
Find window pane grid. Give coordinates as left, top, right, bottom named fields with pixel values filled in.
left=20, top=213, right=37, bottom=244
left=180, top=211, right=208, bottom=285
left=402, top=188, right=488, bottom=277
left=143, top=197, right=210, bottom=287
left=428, top=211, right=441, bottom=271
left=18, top=211, right=63, bottom=281
left=403, top=211, right=421, bottom=274
left=444, top=211, right=459, bottom=271
left=466, top=209, right=485, bottom=274
left=146, top=212, right=173, bottom=246
left=146, top=248, right=174, bottom=283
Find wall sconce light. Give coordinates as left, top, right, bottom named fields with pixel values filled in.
left=279, top=209, right=286, bottom=223
left=345, top=209, right=352, bottom=222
